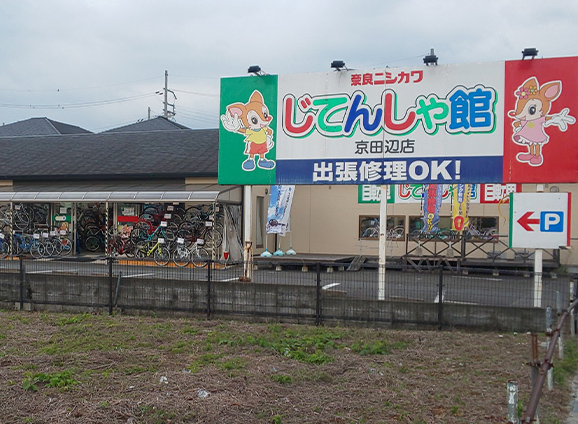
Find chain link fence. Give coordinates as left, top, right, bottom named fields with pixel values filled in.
left=0, top=256, right=574, bottom=332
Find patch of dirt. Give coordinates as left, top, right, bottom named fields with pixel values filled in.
left=0, top=310, right=573, bottom=423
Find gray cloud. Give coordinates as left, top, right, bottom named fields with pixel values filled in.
left=0, top=0, right=576, bottom=131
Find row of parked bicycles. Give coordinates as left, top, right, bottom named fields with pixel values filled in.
left=0, top=231, right=72, bottom=259
left=0, top=202, right=227, bottom=266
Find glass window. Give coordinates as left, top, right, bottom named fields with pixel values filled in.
left=360, top=216, right=405, bottom=240
left=468, top=216, right=498, bottom=232
left=409, top=216, right=452, bottom=234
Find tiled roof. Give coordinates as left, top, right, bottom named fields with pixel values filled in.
left=0, top=117, right=92, bottom=137
left=102, top=116, right=190, bottom=133
left=0, top=129, right=218, bottom=181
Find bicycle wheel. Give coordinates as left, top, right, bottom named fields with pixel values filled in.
left=153, top=245, right=170, bottom=266
left=160, top=228, right=177, bottom=250
left=41, top=241, right=55, bottom=258
left=130, top=227, right=148, bottom=243
left=51, top=238, right=63, bottom=256
left=0, top=239, right=9, bottom=258
left=13, top=237, right=24, bottom=255
left=203, top=227, right=223, bottom=249
left=191, top=247, right=210, bottom=268
left=176, top=227, right=195, bottom=248
left=13, top=210, right=30, bottom=230
left=84, top=235, right=101, bottom=252
left=30, top=242, right=43, bottom=259
left=60, top=237, right=73, bottom=256
left=172, top=246, right=191, bottom=267
left=184, top=205, right=201, bottom=222
left=135, top=241, right=148, bottom=259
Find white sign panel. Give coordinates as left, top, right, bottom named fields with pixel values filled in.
left=510, top=192, right=571, bottom=248
left=275, top=63, right=504, bottom=184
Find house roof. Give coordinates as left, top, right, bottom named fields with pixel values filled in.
left=0, top=129, right=219, bottom=181
left=102, top=116, right=190, bottom=133
left=0, top=117, right=92, bottom=137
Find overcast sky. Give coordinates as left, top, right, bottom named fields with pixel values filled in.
left=1, top=0, right=577, bottom=132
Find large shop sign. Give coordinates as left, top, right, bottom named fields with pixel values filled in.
left=219, top=56, right=578, bottom=185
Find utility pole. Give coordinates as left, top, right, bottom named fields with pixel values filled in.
left=160, top=70, right=176, bottom=119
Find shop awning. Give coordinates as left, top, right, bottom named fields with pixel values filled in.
left=0, top=185, right=243, bottom=204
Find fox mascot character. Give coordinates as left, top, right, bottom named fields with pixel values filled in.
left=221, top=90, right=276, bottom=171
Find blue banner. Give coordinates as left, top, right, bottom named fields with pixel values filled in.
left=266, top=185, right=295, bottom=236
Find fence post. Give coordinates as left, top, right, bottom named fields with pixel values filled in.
left=19, top=255, right=25, bottom=311
left=437, top=264, right=444, bottom=330
left=557, top=291, right=564, bottom=360
left=315, top=262, right=321, bottom=326
left=529, top=333, right=540, bottom=423
left=570, top=280, right=576, bottom=337
left=206, top=259, right=212, bottom=319
left=507, top=380, right=519, bottom=424
left=546, top=307, right=553, bottom=391
left=108, top=256, right=113, bottom=315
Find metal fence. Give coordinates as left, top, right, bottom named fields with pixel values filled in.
left=0, top=255, right=575, bottom=332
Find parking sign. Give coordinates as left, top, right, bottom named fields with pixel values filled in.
left=510, top=193, right=571, bottom=248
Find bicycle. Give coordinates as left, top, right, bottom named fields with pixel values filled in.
left=190, top=241, right=211, bottom=267
left=140, top=204, right=185, bottom=227
left=171, top=239, right=210, bottom=268
left=130, top=221, right=176, bottom=250
left=45, top=230, right=73, bottom=257
left=0, top=231, right=10, bottom=258
left=107, top=233, right=136, bottom=257
left=84, top=231, right=106, bottom=252
left=12, top=233, right=46, bottom=258
left=134, top=238, right=171, bottom=266
left=465, top=226, right=498, bottom=241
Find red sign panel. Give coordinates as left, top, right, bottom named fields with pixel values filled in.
left=503, top=57, right=578, bottom=183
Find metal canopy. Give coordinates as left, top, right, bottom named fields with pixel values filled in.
left=0, top=186, right=242, bottom=204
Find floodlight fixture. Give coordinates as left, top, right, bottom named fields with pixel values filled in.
left=423, top=48, right=438, bottom=66
left=248, top=65, right=266, bottom=76
left=522, top=47, right=539, bottom=59
left=331, top=60, right=347, bottom=71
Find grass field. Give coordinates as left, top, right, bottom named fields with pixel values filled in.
left=0, top=310, right=576, bottom=423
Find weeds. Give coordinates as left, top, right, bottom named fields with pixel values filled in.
left=271, top=374, right=292, bottom=384
left=350, top=339, right=408, bottom=355
left=2, top=311, right=575, bottom=423
left=245, top=327, right=342, bottom=364
left=554, top=338, right=578, bottom=385
left=22, top=370, right=77, bottom=391
left=56, top=313, right=90, bottom=326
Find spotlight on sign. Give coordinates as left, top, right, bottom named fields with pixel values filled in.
left=522, top=47, right=539, bottom=60
left=423, top=48, right=438, bottom=66
left=248, top=65, right=266, bottom=76
left=331, top=60, right=346, bottom=71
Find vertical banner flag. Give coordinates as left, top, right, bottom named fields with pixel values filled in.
left=266, top=185, right=295, bottom=236
left=451, top=184, right=472, bottom=232
left=422, top=184, right=444, bottom=233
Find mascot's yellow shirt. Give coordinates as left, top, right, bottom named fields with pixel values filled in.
left=245, top=128, right=267, bottom=144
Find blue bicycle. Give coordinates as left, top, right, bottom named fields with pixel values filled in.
left=12, top=233, right=45, bottom=258
left=0, top=232, right=10, bottom=258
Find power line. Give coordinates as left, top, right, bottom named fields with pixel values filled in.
left=0, top=92, right=157, bottom=110
left=0, top=76, right=161, bottom=93
left=177, top=105, right=217, bottom=119
left=173, top=89, right=218, bottom=97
